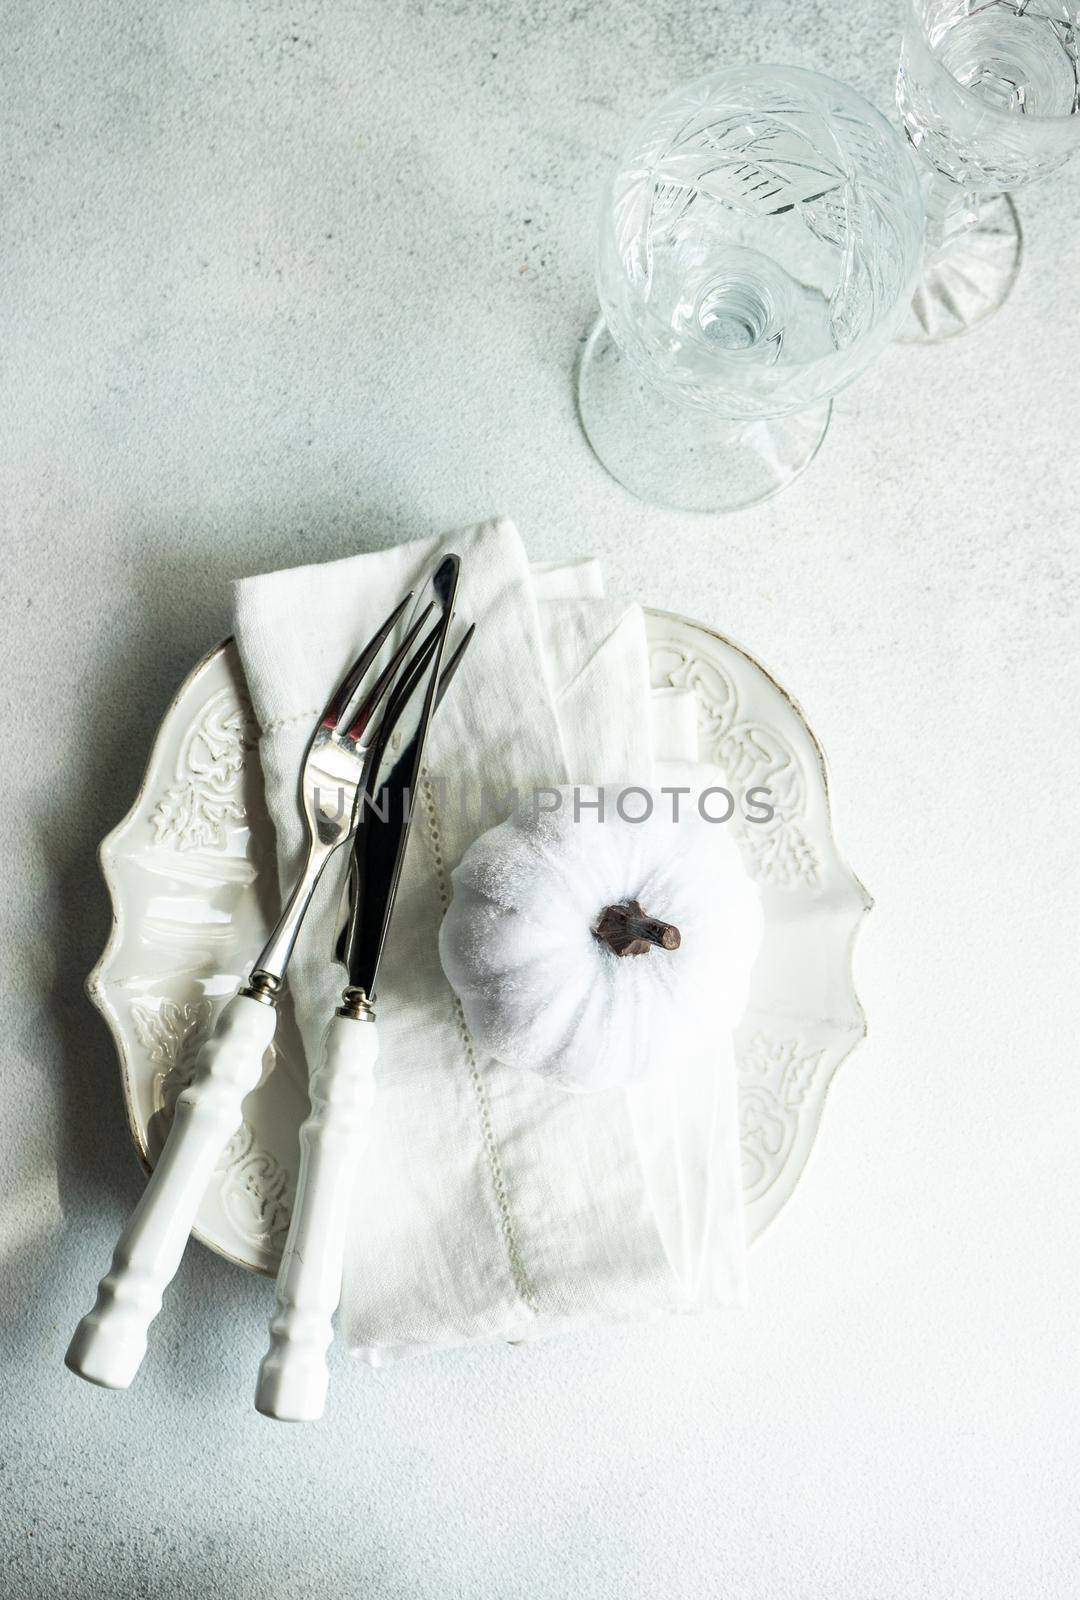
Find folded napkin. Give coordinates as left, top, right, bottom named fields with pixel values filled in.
left=234, top=519, right=753, bottom=1362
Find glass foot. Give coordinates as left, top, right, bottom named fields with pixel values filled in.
left=576, top=319, right=831, bottom=513
left=898, top=193, right=1022, bottom=345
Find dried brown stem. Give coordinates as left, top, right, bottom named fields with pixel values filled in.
left=593, top=899, right=681, bottom=959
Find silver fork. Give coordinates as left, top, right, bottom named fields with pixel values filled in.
left=241, top=594, right=435, bottom=1001
left=66, top=597, right=468, bottom=1391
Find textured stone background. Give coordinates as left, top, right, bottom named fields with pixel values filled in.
left=2, top=2, right=1078, bottom=1596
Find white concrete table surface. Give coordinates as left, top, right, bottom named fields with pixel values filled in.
left=2, top=3, right=1078, bottom=1596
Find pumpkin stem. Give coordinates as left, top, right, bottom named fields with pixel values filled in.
left=593, top=900, right=682, bottom=959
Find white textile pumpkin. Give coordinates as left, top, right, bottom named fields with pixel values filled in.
left=438, top=785, right=763, bottom=1092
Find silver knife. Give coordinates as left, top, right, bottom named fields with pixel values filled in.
left=255, top=553, right=461, bottom=1422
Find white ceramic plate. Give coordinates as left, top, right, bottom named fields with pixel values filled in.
left=88, top=612, right=871, bottom=1274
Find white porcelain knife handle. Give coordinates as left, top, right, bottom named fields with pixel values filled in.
left=255, top=1011, right=378, bottom=1422
left=66, top=992, right=276, bottom=1389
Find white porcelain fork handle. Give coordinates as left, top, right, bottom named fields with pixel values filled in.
left=255, top=1011, right=378, bottom=1422
left=66, top=992, right=276, bottom=1389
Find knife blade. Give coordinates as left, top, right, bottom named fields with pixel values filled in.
left=336, top=551, right=460, bottom=1004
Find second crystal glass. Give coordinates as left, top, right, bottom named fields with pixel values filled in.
left=577, top=66, right=924, bottom=513
left=897, top=0, right=1080, bottom=342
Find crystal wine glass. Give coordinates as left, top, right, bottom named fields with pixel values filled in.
left=897, top=0, right=1080, bottom=342
left=576, top=65, right=924, bottom=513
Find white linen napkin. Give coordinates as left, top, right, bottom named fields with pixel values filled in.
left=233, top=518, right=750, bottom=1362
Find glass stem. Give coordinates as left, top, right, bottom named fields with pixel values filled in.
left=923, top=170, right=981, bottom=263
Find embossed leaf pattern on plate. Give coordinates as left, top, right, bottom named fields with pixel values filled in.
left=649, top=635, right=820, bottom=888
left=151, top=687, right=257, bottom=850
left=737, top=1032, right=827, bottom=1203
